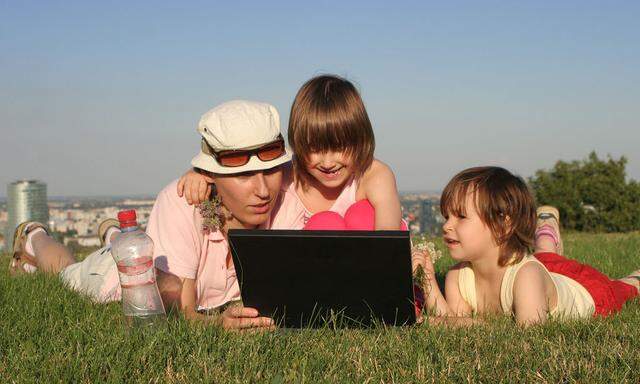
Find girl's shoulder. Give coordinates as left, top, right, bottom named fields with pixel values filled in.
left=446, top=262, right=473, bottom=285
left=358, top=159, right=396, bottom=189
left=445, top=262, right=473, bottom=290
left=509, top=256, right=548, bottom=280
left=510, top=257, right=551, bottom=288
left=362, top=158, right=393, bottom=178
left=502, top=256, right=555, bottom=313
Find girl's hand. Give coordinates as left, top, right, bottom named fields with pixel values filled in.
left=177, top=169, right=211, bottom=205
left=412, top=243, right=451, bottom=317
left=411, top=244, right=436, bottom=323
left=411, top=243, right=436, bottom=279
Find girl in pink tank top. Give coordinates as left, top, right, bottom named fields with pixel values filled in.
left=268, top=167, right=359, bottom=229
left=178, top=75, right=406, bottom=231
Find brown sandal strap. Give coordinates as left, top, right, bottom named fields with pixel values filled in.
left=25, top=222, right=48, bottom=236
left=98, top=218, right=120, bottom=247
left=11, top=222, right=47, bottom=268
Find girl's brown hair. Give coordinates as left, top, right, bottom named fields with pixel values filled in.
left=288, top=75, right=375, bottom=186
left=440, top=166, right=537, bottom=266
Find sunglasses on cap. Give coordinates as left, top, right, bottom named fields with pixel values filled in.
left=201, top=135, right=286, bottom=168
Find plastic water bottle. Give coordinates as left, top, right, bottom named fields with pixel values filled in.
left=111, top=209, right=166, bottom=327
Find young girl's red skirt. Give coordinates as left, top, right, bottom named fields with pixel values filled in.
left=534, top=252, right=638, bottom=316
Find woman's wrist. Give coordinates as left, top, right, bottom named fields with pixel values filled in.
left=196, top=300, right=244, bottom=328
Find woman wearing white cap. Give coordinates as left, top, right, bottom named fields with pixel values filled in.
left=9, top=100, right=292, bottom=330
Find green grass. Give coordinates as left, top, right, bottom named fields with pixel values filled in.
left=2, top=233, right=640, bottom=382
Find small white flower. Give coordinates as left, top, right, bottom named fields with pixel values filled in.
left=413, top=239, right=443, bottom=262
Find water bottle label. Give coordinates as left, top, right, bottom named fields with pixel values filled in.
left=117, top=257, right=153, bottom=275
left=116, top=256, right=156, bottom=288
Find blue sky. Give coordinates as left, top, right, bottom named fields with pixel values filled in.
left=1, top=1, right=639, bottom=196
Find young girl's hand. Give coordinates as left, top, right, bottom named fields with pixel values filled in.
left=411, top=244, right=437, bottom=323
left=412, top=243, right=452, bottom=317
left=177, top=169, right=211, bottom=205
left=411, top=243, right=436, bottom=280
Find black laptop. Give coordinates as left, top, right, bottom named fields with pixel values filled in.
left=228, top=229, right=416, bottom=328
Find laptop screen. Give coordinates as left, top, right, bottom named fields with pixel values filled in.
left=229, top=229, right=416, bottom=328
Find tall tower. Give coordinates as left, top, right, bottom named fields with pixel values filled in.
left=6, top=180, right=49, bottom=251
left=420, top=198, right=444, bottom=235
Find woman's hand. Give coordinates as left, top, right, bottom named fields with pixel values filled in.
left=157, top=270, right=274, bottom=331
left=219, top=305, right=275, bottom=331
left=177, top=168, right=212, bottom=205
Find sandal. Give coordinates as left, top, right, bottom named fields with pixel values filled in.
left=9, top=221, right=47, bottom=276
left=97, top=218, right=120, bottom=247
left=536, top=205, right=564, bottom=255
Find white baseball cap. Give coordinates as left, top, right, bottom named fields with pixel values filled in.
left=191, top=100, right=292, bottom=174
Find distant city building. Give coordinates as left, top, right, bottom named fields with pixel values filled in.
left=64, top=235, right=101, bottom=247
left=6, top=180, right=49, bottom=250
left=420, top=198, right=444, bottom=235
left=119, top=199, right=155, bottom=206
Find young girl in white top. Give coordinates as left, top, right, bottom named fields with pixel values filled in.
left=413, top=166, right=640, bottom=326
left=178, top=75, right=405, bottom=231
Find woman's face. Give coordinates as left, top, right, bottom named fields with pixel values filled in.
left=211, top=166, right=283, bottom=229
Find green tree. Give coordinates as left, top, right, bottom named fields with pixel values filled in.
left=529, top=152, right=640, bottom=232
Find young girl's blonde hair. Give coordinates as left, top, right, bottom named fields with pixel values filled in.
left=288, top=75, right=375, bottom=186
